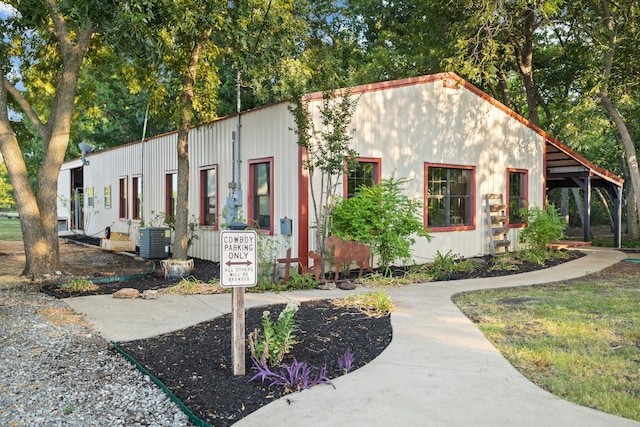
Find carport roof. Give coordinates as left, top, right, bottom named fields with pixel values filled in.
left=545, top=136, right=623, bottom=189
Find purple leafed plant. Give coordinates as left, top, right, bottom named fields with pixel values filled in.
left=337, top=349, right=355, bottom=374
left=249, top=356, right=335, bottom=392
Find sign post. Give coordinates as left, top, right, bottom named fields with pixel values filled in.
left=220, top=229, right=257, bottom=376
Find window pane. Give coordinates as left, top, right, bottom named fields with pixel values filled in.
left=428, top=167, right=446, bottom=197
left=256, top=163, right=269, bottom=196
left=202, top=168, right=216, bottom=226
left=509, top=171, right=525, bottom=224
left=427, top=166, right=472, bottom=227
left=167, top=173, right=177, bottom=219
left=348, top=162, right=377, bottom=198
left=251, top=161, right=271, bottom=230
left=207, top=169, right=216, bottom=197
left=428, top=197, right=446, bottom=226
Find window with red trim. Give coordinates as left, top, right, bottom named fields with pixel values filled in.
left=507, top=169, right=528, bottom=227
left=345, top=158, right=381, bottom=198
left=166, top=173, right=177, bottom=220
left=200, top=166, right=217, bottom=227
left=118, top=177, right=128, bottom=219
left=132, top=176, right=141, bottom=219
left=425, top=164, right=475, bottom=230
left=249, top=158, right=273, bottom=232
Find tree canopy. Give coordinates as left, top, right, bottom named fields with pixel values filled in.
left=2, top=0, right=639, bottom=277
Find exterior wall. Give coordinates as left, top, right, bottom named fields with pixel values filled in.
left=304, top=76, right=544, bottom=261
left=58, top=73, right=547, bottom=264
left=64, top=102, right=300, bottom=262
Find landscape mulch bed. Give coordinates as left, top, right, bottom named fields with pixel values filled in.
left=37, top=236, right=584, bottom=426
left=117, top=299, right=392, bottom=427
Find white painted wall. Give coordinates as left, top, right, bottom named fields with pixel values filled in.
left=58, top=74, right=546, bottom=264
left=305, top=77, right=544, bottom=261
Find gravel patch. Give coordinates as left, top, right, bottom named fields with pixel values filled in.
left=0, top=287, right=190, bottom=426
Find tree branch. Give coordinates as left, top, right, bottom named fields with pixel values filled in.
left=3, top=77, right=47, bottom=139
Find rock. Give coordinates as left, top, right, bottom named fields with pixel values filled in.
left=112, top=288, right=141, bottom=299
left=141, top=290, right=158, bottom=300
left=338, top=281, right=357, bottom=290
left=317, top=282, right=336, bottom=290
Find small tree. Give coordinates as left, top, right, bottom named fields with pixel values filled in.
left=289, top=89, right=360, bottom=274
left=331, top=176, right=432, bottom=274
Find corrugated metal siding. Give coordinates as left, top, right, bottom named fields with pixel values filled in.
left=68, top=102, right=300, bottom=263
left=306, top=79, right=543, bottom=261
left=59, top=76, right=545, bottom=264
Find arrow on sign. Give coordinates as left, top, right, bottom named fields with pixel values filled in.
left=226, top=260, right=253, bottom=267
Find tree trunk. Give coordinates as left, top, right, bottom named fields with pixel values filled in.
left=594, top=188, right=614, bottom=231
left=0, top=11, right=92, bottom=278
left=173, top=28, right=212, bottom=260
left=561, top=188, right=569, bottom=224
left=598, top=0, right=640, bottom=239
left=619, top=151, right=639, bottom=237
left=572, top=188, right=585, bottom=227
left=511, top=5, right=540, bottom=126
left=0, top=84, right=60, bottom=276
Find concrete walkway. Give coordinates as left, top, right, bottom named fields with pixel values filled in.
left=66, top=247, right=640, bottom=427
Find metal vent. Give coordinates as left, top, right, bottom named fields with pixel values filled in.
left=139, top=227, right=170, bottom=259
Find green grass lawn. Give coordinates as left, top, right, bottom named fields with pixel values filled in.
left=0, top=217, right=23, bottom=241
left=453, top=267, right=640, bottom=422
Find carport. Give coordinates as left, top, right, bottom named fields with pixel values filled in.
left=545, top=136, right=623, bottom=248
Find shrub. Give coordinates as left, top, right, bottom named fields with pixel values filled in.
left=335, top=288, right=394, bottom=318
left=65, top=278, right=97, bottom=292
left=286, top=270, right=317, bottom=290
left=248, top=301, right=300, bottom=367
left=428, top=250, right=478, bottom=280
left=331, top=176, right=432, bottom=274
left=519, top=203, right=567, bottom=256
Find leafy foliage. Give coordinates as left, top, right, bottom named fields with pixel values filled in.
left=331, top=176, right=432, bottom=273
left=0, top=163, right=15, bottom=210
left=335, top=289, right=394, bottom=318
left=248, top=356, right=334, bottom=394
left=337, top=349, right=355, bottom=374
left=519, top=203, right=567, bottom=252
left=64, top=278, right=97, bottom=292
left=248, top=301, right=300, bottom=367
left=428, top=250, right=478, bottom=281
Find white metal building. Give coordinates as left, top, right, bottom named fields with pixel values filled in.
left=57, top=72, right=623, bottom=267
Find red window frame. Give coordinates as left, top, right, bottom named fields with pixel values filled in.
left=200, top=165, right=218, bottom=228
left=165, top=172, right=177, bottom=220
left=343, top=157, right=381, bottom=198
left=507, top=168, right=528, bottom=228
left=132, top=176, right=141, bottom=220
left=248, top=157, right=274, bottom=234
left=424, top=163, right=476, bottom=232
left=118, top=177, right=128, bottom=219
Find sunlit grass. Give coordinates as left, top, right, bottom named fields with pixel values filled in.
left=453, top=277, right=640, bottom=421
left=0, top=217, right=22, bottom=241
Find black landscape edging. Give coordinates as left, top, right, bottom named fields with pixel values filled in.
left=39, top=261, right=156, bottom=299
left=111, top=340, right=211, bottom=427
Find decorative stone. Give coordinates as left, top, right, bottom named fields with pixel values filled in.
left=112, top=288, right=141, bottom=299
left=317, top=282, right=336, bottom=290
left=142, top=290, right=158, bottom=299
left=339, top=281, right=357, bottom=290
